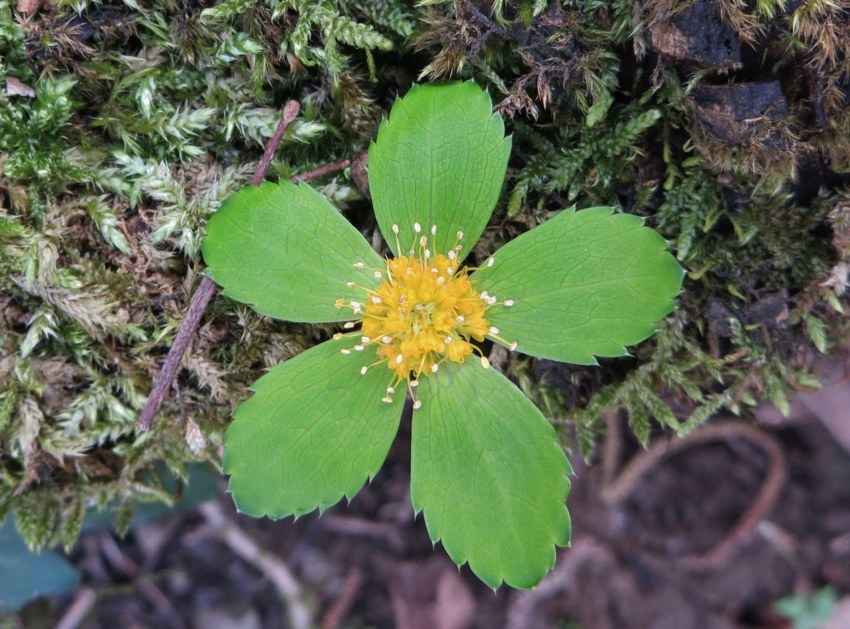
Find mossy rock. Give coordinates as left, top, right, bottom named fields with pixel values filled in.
left=1, top=0, right=849, bottom=548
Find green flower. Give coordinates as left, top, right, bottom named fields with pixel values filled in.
left=202, top=82, right=683, bottom=588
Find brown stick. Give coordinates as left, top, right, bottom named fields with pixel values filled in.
left=253, top=100, right=302, bottom=186
left=97, top=535, right=186, bottom=629
left=136, top=101, right=300, bottom=431
left=199, top=502, right=311, bottom=629
left=602, top=420, right=786, bottom=569
left=320, top=567, right=363, bottom=629
left=55, top=586, right=97, bottom=629
left=293, top=158, right=352, bottom=183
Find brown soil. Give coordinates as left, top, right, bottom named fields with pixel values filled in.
left=32, top=391, right=850, bottom=629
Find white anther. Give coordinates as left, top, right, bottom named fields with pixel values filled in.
left=430, top=225, right=437, bottom=235
left=395, top=354, right=404, bottom=364
left=444, top=336, right=453, bottom=344
left=387, top=386, right=395, bottom=394
left=486, top=257, right=495, bottom=267
left=350, top=301, right=362, bottom=313
left=448, top=251, right=457, bottom=260
left=413, top=400, right=422, bottom=410
left=504, top=299, right=515, bottom=307
left=382, top=335, right=392, bottom=344
left=489, top=326, right=500, bottom=335
left=447, top=267, right=454, bottom=275
left=414, top=222, right=422, bottom=233
left=431, top=364, right=439, bottom=373
left=419, top=235, right=427, bottom=248
left=486, top=295, right=497, bottom=305
left=346, top=281, right=356, bottom=287
left=457, top=315, right=465, bottom=323
left=354, top=344, right=364, bottom=351
left=333, top=333, right=343, bottom=340
left=382, top=396, right=394, bottom=404
left=360, top=366, right=368, bottom=375
left=509, top=341, right=518, bottom=351
left=480, top=356, right=491, bottom=369
left=456, top=231, right=464, bottom=240
left=410, top=380, right=419, bottom=388
left=392, top=224, right=400, bottom=234
left=343, top=321, right=356, bottom=329
left=371, top=296, right=382, bottom=304
left=353, top=262, right=365, bottom=269
left=340, top=349, right=351, bottom=355
left=424, top=249, right=431, bottom=259
left=436, top=277, right=445, bottom=285
left=431, top=268, right=439, bottom=273
left=374, top=271, right=383, bottom=279
left=361, top=336, right=370, bottom=343
left=481, top=291, right=490, bottom=299
left=415, top=304, right=425, bottom=312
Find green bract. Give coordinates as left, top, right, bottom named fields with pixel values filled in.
left=202, top=81, right=684, bottom=589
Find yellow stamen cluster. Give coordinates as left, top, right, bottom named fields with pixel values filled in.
left=363, top=252, right=489, bottom=379
left=334, top=223, right=516, bottom=406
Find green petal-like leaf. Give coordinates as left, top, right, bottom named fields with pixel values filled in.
left=224, top=337, right=404, bottom=518
left=411, top=360, right=572, bottom=589
left=202, top=180, right=383, bottom=323
left=473, top=208, right=684, bottom=364
left=369, top=82, right=511, bottom=260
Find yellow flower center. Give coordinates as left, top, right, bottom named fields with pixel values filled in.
left=334, top=223, right=515, bottom=407
left=363, top=253, right=489, bottom=380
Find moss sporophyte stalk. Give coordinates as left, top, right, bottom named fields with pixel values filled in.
left=201, top=81, right=684, bottom=589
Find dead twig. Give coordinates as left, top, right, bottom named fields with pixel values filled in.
left=199, top=501, right=312, bottom=629
left=601, top=408, right=623, bottom=489
left=97, top=535, right=186, bottom=629
left=252, top=101, right=302, bottom=187
left=293, top=157, right=353, bottom=184
left=136, top=103, right=366, bottom=432
left=320, top=567, right=363, bottom=629
left=602, top=420, right=786, bottom=569
left=55, top=587, right=97, bottom=629
left=135, top=277, right=218, bottom=431
left=320, top=514, right=406, bottom=552
left=506, top=539, right=614, bottom=629
left=136, top=101, right=300, bottom=431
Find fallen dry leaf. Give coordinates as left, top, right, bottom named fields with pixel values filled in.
left=5, top=76, right=36, bottom=98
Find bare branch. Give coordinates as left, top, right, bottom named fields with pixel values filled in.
left=199, top=502, right=311, bottom=629
left=136, top=101, right=300, bottom=431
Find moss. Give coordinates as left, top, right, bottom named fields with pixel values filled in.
left=1, top=0, right=849, bottom=548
